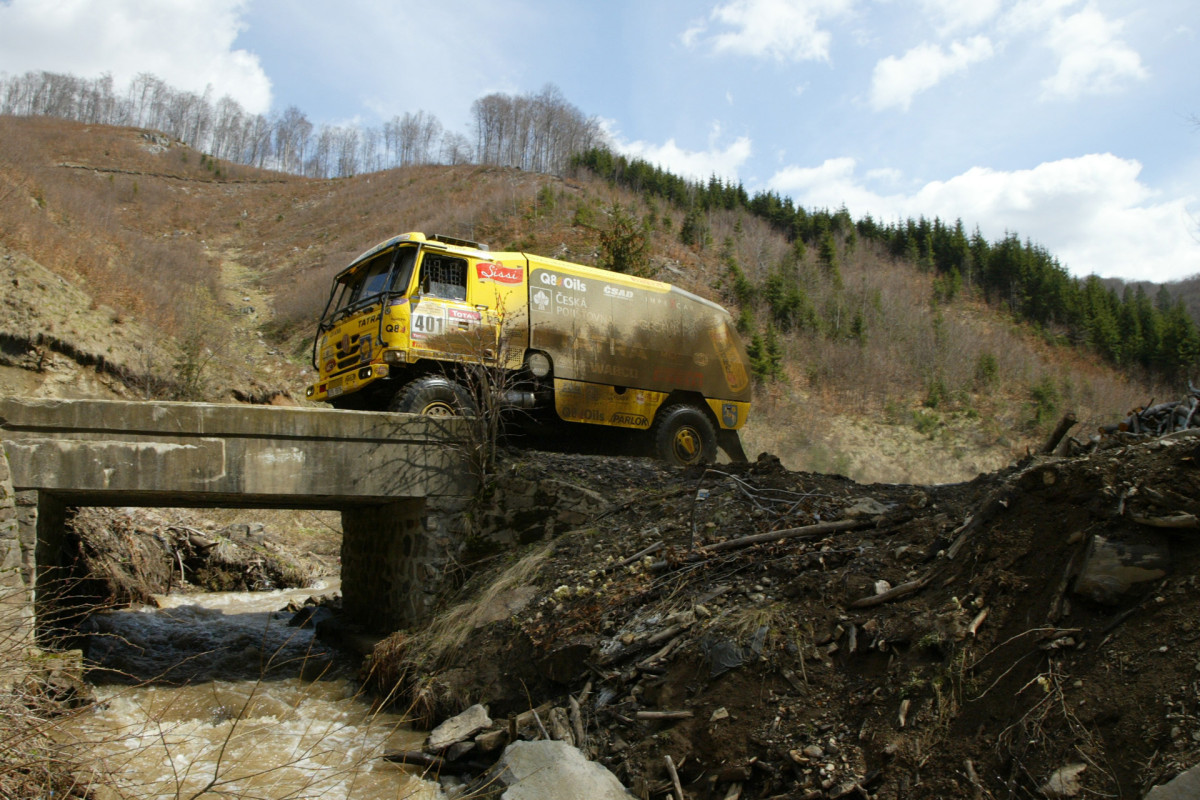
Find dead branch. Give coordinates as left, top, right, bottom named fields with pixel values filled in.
left=665, top=754, right=685, bottom=800
left=1129, top=512, right=1200, bottom=529
left=700, top=518, right=873, bottom=555
left=636, top=710, right=694, bottom=721
left=1040, top=412, right=1078, bottom=454
left=849, top=575, right=931, bottom=608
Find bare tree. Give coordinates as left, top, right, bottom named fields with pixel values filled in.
left=440, top=131, right=474, bottom=165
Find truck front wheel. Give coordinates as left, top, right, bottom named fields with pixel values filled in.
left=389, top=376, right=477, bottom=417
left=652, top=404, right=717, bottom=466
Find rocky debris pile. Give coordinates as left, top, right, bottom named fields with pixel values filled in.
left=373, top=437, right=1200, bottom=799
left=64, top=507, right=318, bottom=609
left=1066, top=384, right=1200, bottom=455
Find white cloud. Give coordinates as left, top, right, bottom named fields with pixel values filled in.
left=0, top=0, right=272, bottom=113
left=869, top=36, right=994, bottom=112
left=605, top=121, right=753, bottom=183
left=685, top=0, right=856, bottom=62
left=768, top=154, right=1200, bottom=281
left=1039, top=3, right=1148, bottom=98
left=918, top=0, right=1002, bottom=35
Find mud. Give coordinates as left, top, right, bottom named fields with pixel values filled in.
left=375, top=435, right=1200, bottom=799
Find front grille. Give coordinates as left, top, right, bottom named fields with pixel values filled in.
left=334, top=333, right=372, bottom=370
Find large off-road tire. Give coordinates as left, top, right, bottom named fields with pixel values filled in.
left=389, top=375, right=477, bottom=417
left=652, top=404, right=717, bottom=466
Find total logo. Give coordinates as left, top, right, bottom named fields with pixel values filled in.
left=539, top=273, right=587, bottom=292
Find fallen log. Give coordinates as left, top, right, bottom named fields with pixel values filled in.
left=1041, top=412, right=1078, bottom=454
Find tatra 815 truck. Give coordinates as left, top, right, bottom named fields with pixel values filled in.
left=304, top=232, right=751, bottom=465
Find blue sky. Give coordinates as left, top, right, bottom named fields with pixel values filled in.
left=1, top=0, right=1198, bottom=282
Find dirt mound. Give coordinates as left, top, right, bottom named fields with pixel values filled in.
left=60, top=507, right=320, bottom=611
left=374, top=436, right=1200, bottom=799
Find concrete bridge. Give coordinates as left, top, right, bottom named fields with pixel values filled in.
left=0, top=398, right=477, bottom=640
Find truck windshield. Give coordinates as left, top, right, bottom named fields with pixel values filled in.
left=331, top=245, right=417, bottom=318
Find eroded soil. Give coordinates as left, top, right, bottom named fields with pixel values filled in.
left=377, top=434, right=1200, bottom=799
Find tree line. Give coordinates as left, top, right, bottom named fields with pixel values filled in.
left=0, top=71, right=602, bottom=179
left=572, top=148, right=1200, bottom=382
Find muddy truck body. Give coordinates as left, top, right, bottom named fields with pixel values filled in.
left=304, top=232, right=751, bottom=464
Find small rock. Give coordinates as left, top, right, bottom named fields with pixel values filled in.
left=1040, top=763, right=1086, bottom=798
left=710, top=707, right=730, bottom=722
left=444, top=740, right=475, bottom=761
left=844, top=497, right=890, bottom=518
left=475, top=728, right=509, bottom=754
left=427, top=704, right=492, bottom=751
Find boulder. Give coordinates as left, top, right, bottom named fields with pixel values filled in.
left=1144, top=763, right=1200, bottom=800
left=479, top=739, right=634, bottom=800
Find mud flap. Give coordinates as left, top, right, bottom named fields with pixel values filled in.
left=717, top=429, right=749, bottom=463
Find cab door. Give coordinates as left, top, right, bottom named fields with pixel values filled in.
left=407, top=250, right=484, bottom=362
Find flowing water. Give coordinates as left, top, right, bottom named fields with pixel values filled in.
left=60, top=580, right=443, bottom=799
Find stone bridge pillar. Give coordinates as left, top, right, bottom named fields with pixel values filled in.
left=0, top=446, right=34, bottom=643
left=341, top=495, right=470, bottom=631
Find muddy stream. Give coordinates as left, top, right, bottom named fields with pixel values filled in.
left=61, top=579, right=442, bottom=799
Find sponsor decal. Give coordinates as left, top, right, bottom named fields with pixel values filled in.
left=411, top=312, right=445, bottom=340
left=476, top=262, right=523, bottom=284
left=539, top=273, right=587, bottom=292
left=722, top=403, right=739, bottom=428
left=652, top=366, right=704, bottom=390
left=555, top=292, right=587, bottom=308
left=590, top=362, right=639, bottom=379
left=611, top=412, right=649, bottom=427
left=448, top=307, right=482, bottom=322
left=560, top=407, right=606, bottom=421
left=532, top=287, right=553, bottom=312
left=603, top=285, right=634, bottom=300
left=693, top=352, right=710, bottom=367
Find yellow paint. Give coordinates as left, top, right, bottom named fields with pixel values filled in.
left=554, top=379, right=666, bottom=429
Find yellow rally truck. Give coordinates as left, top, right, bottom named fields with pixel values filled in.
left=304, top=232, right=751, bottom=465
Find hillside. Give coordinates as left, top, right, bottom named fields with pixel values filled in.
left=0, top=115, right=1175, bottom=483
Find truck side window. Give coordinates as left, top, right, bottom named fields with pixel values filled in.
left=421, top=255, right=468, bottom=301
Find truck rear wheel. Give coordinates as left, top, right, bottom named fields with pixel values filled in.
left=652, top=404, right=717, bottom=466
left=389, top=376, right=477, bottom=417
